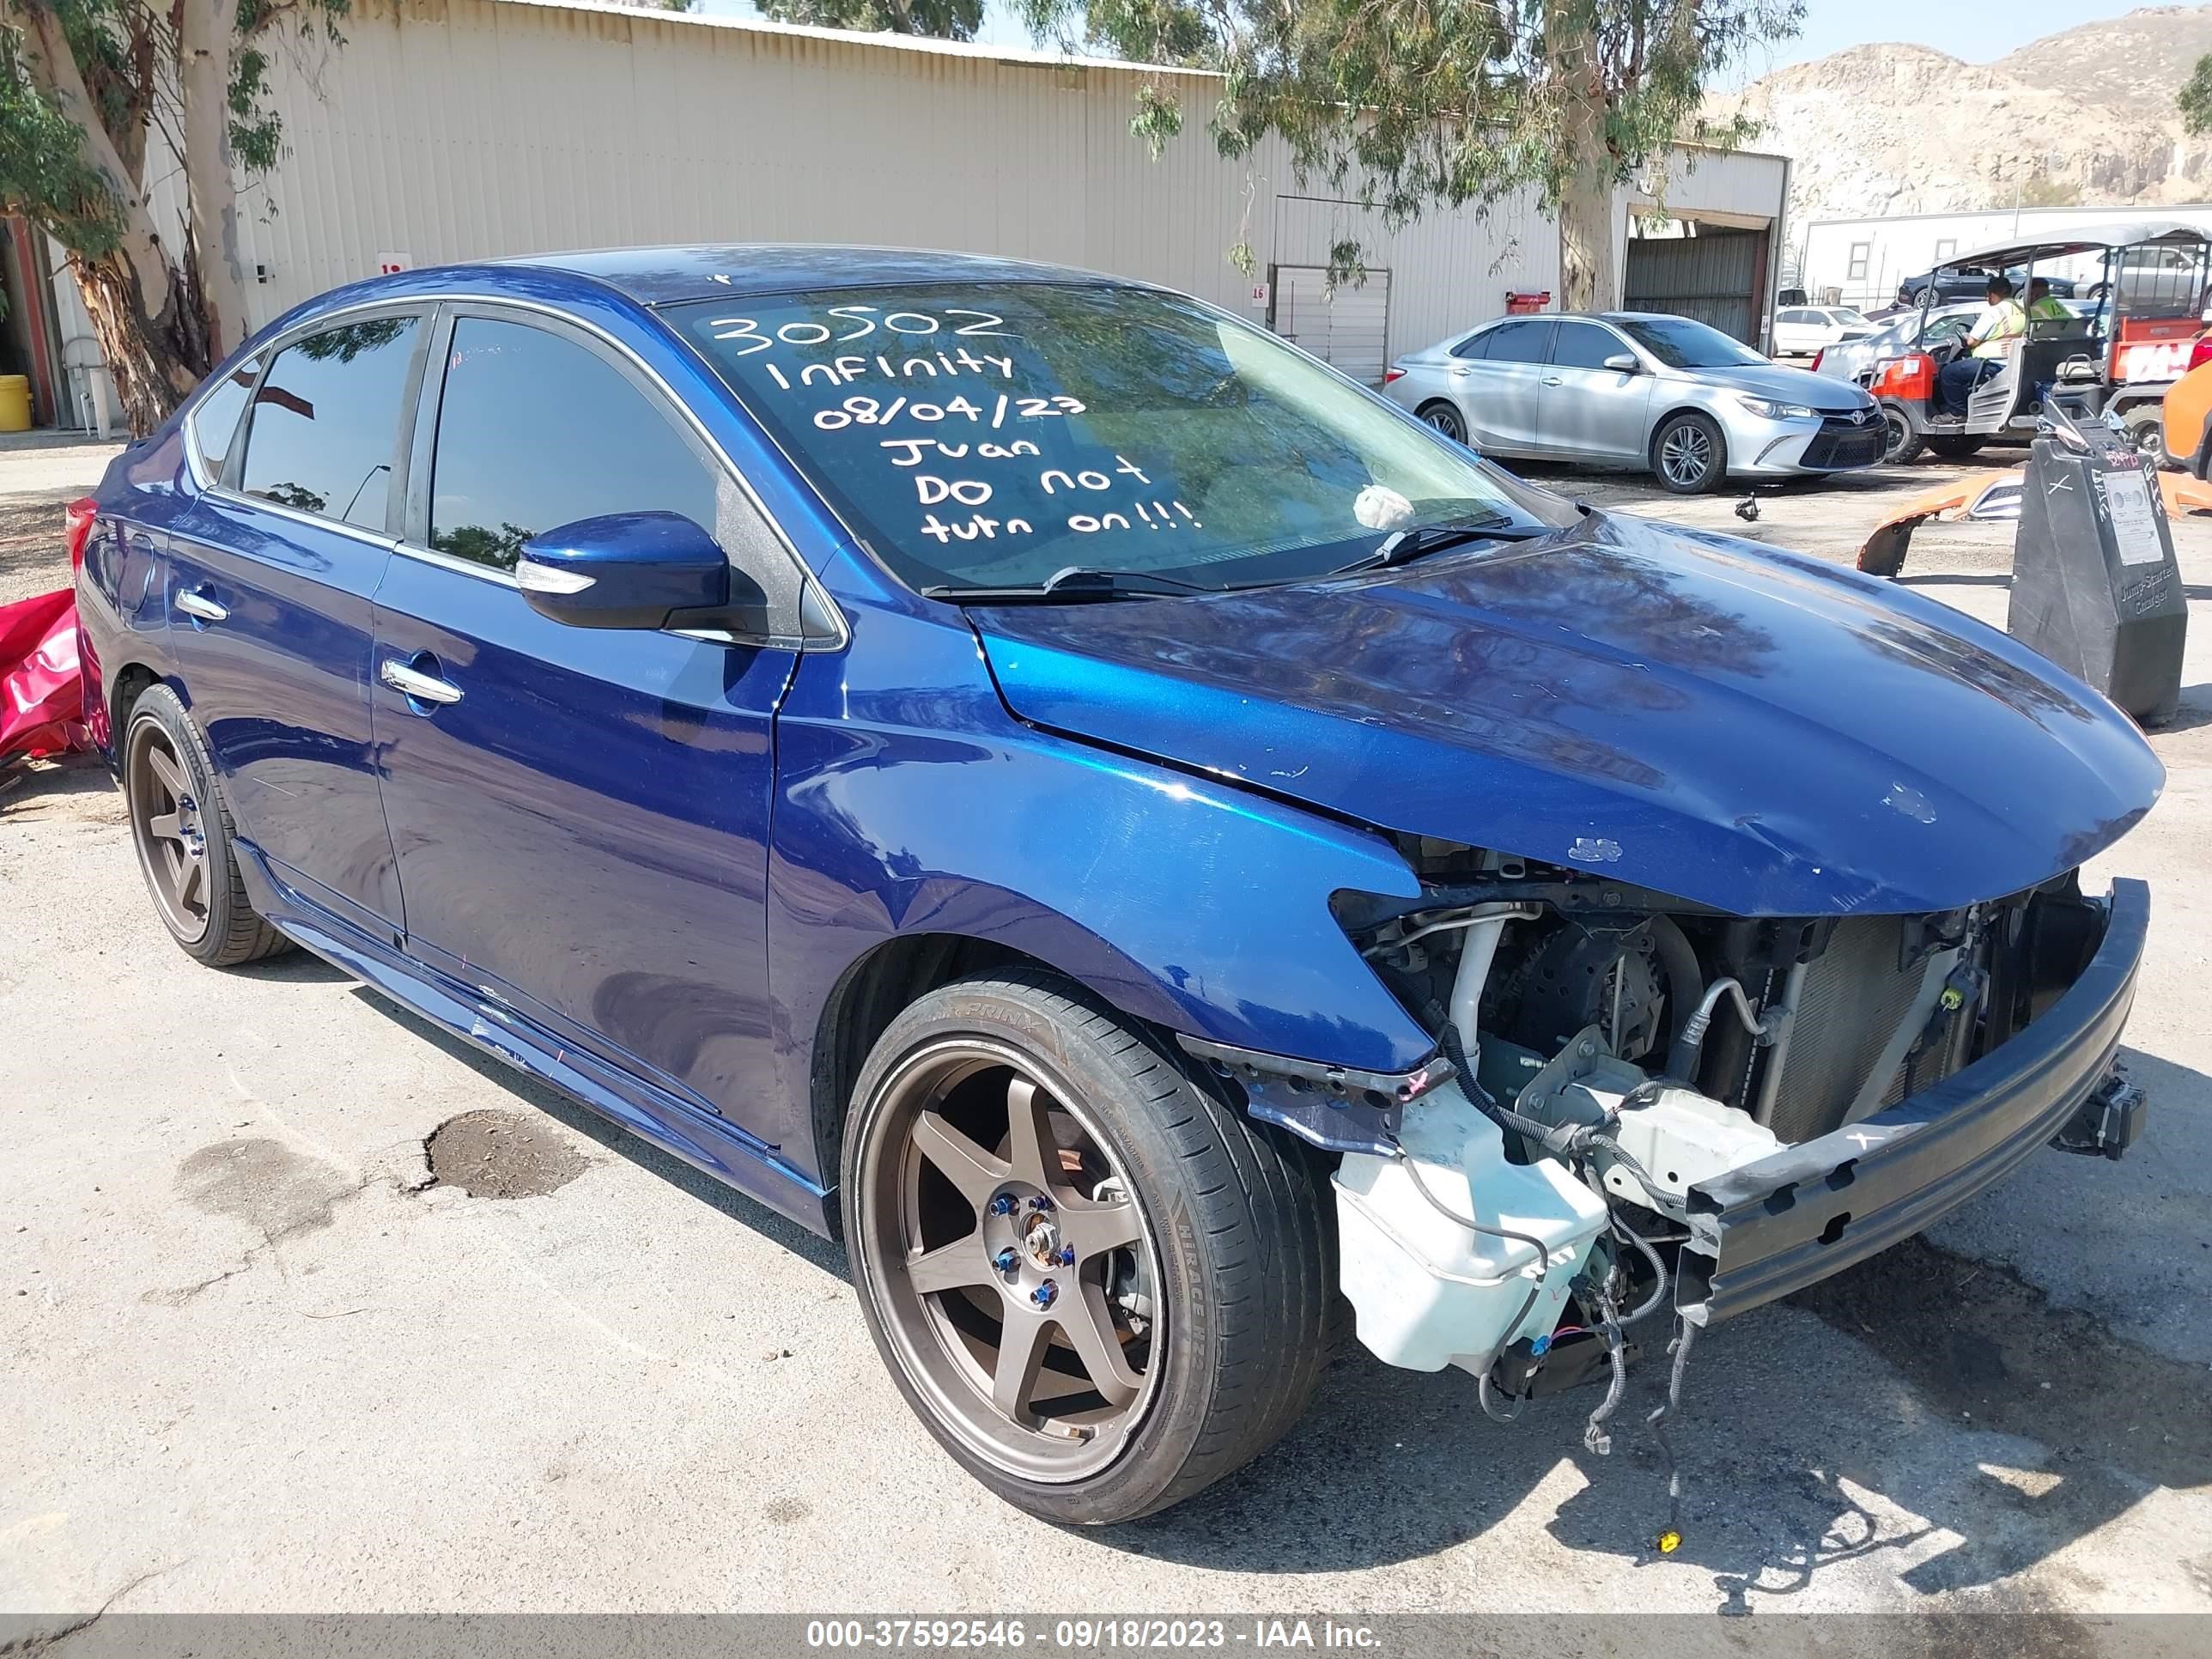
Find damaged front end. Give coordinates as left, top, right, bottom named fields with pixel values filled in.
left=1185, top=843, right=2148, bottom=1417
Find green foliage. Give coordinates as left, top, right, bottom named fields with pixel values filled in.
left=756, top=0, right=984, bottom=41
left=1018, top=0, right=1801, bottom=278
left=0, top=0, right=349, bottom=265
left=0, top=27, right=120, bottom=255
left=231, top=0, right=349, bottom=184
left=2183, top=51, right=2212, bottom=137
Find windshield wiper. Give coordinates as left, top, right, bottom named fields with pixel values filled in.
left=922, top=565, right=1212, bottom=604
left=1338, top=512, right=1527, bottom=574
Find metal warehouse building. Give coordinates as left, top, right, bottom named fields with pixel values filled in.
left=21, top=0, right=1789, bottom=430
left=1797, top=203, right=2212, bottom=313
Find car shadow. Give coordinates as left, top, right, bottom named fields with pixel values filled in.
left=347, top=984, right=847, bottom=1275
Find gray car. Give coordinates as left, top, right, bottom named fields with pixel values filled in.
left=1382, top=311, right=1885, bottom=494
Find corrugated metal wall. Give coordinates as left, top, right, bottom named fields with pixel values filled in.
left=1624, top=228, right=1765, bottom=342
left=52, top=0, right=1783, bottom=418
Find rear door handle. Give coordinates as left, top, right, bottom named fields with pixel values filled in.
left=176, top=586, right=228, bottom=623
left=380, top=654, right=463, bottom=708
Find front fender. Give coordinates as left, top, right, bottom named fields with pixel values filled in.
left=766, top=603, right=1430, bottom=1170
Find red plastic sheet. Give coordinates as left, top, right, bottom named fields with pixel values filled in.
left=0, top=586, right=88, bottom=765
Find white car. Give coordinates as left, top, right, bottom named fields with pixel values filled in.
left=1771, top=306, right=1874, bottom=357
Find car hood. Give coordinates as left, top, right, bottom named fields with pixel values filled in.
left=1670, top=362, right=1874, bottom=410
left=969, top=512, right=2162, bottom=916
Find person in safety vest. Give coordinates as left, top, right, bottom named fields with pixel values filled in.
left=2027, top=278, right=2069, bottom=322
left=1937, top=276, right=2026, bottom=417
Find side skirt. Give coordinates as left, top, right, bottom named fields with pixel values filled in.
left=234, top=842, right=835, bottom=1237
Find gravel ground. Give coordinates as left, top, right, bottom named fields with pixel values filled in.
left=3, top=439, right=2209, bottom=1623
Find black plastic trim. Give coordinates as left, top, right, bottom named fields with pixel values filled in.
left=1677, top=878, right=2148, bottom=1322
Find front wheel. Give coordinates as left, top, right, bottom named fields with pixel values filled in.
left=1880, top=402, right=1924, bottom=465
left=842, top=969, right=1331, bottom=1523
left=1650, top=410, right=1727, bottom=494
left=2118, top=407, right=2166, bottom=466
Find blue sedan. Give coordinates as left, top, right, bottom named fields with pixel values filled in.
left=75, top=247, right=2160, bottom=1522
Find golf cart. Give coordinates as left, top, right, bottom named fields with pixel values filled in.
left=1866, top=218, right=2212, bottom=465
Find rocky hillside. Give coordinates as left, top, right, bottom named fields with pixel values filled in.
left=1711, top=5, right=2212, bottom=224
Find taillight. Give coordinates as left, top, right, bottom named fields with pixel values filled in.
left=1382, top=366, right=1406, bottom=385
left=1810, top=349, right=1826, bottom=373
left=64, top=497, right=97, bottom=572
left=2191, top=334, right=2212, bottom=371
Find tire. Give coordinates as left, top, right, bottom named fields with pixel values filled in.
left=1926, top=434, right=1986, bottom=461
left=2118, top=407, right=2166, bottom=467
left=1417, top=400, right=1468, bottom=445
left=1879, top=401, right=1924, bottom=465
left=1650, top=410, right=1727, bottom=494
left=123, top=684, right=292, bottom=968
left=842, top=968, right=1331, bottom=1524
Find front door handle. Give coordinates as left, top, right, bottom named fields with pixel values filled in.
left=1540, top=375, right=1565, bottom=386
left=380, top=655, right=463, bottom=708
left=176, top=586, right=228, bottom=623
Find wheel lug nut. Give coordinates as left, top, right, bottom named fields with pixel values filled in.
left=1028, top=1194, right=1054, bottom=1212
left=1031, top=1279, right=1059, bottom=1310
left=988, top=1193, right=1018, bottom=1216
left=994, top=1247, right=1018, bottom=1273
left=1057, top=1246, right=1075, bottom=1267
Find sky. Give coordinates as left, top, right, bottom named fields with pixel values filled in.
left=692, top=0, right=2165, bottom=66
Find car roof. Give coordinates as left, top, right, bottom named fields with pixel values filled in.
left=497, top=244, right=1131, bottom=305
left=1948, top=219, right=2210, bottom=270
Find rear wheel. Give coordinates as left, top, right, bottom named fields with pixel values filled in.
left=1927, top=434, right=1986, bottom=461
left=123, top=684, right=291, bottom=967
left=1650, top=410, right=1726, bottom=494
left=1418, top=400, right=1468, bottom=444
left=842, top=969, right=1331, bottom=1523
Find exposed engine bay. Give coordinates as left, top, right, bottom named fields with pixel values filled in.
left=1197, top=840, right=2141, bottom=1480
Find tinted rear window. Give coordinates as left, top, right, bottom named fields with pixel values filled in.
left=1480, top=319, right=1554, bottom=364
left=240, top=318, right=419, bottom=531
left=189, top=357, right=258, bottom=480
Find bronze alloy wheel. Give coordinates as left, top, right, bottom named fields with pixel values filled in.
left=126, top=715, right=213, bottom=945
left=853, top=1038, right=1163, bottom=1483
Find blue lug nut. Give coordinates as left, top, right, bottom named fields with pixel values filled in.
left=1028, top=1194, right=1054, bottom=1212
left=1031, top=1279, right=1059, bottom=1310
left=994, top=1248, right=1019, bottom=1273
left=1057, top=1246, right=1076, bottom=1267
left=988, top=1193, right=1018, bottom=1216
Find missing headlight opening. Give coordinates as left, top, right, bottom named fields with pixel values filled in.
left=1188, top=840, right=2140, bottom=1540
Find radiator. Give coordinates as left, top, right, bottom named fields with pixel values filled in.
left=1766, top=917, right=1929, bottom=1144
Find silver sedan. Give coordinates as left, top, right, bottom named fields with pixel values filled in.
left=1382, top=311, right=1886, bottom=494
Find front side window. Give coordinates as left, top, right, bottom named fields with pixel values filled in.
left=240, top=318, right=418, bottom=530
left=428, top=318, right=720, bottom=571
left=1613, top=316, right=1768, bottom=369
left=190, top=356, right=259, bottom=481
left=1549, top=321, right=1626, bottom=369
left=673, top=285, right=1562, bottom=597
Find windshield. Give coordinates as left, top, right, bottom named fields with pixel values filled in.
left=1612, top=316, right=1769, bottom=369
left=672, top=285, right=1555, bottom=595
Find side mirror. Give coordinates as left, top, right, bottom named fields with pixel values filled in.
left=1602, top=352, right=1640, bottom=374
left=515, top=511, right=766, bottom=634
